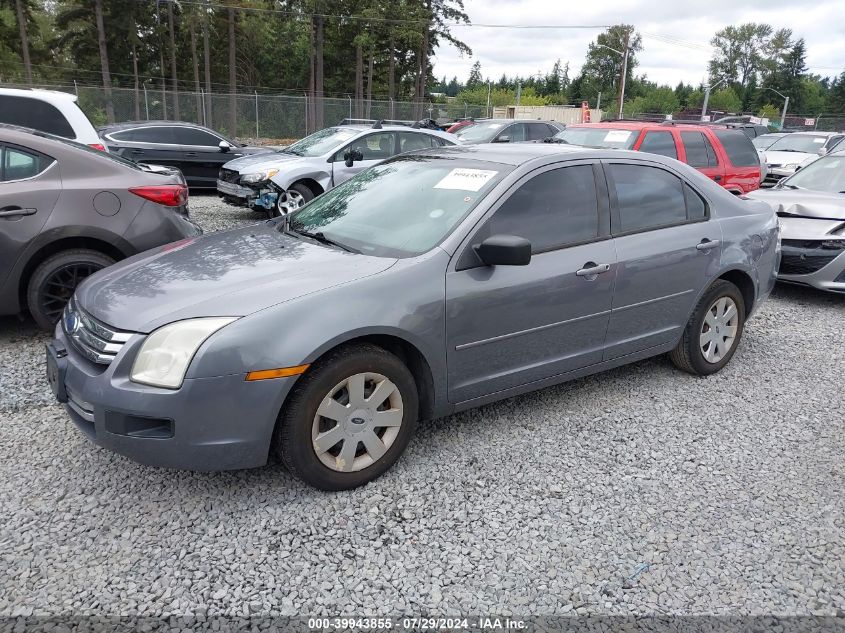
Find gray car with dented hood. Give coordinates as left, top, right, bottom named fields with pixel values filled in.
left=48, top=144, right=779, bottom=490
left=747, top=149, right=845, bottom=292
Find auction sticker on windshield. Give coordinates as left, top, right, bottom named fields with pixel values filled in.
left=604, top=130, right=633, bottom=143
left=434, top=168, right=498, bottom=192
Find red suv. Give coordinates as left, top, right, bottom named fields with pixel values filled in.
left=552, top=121, right=762, bottom=194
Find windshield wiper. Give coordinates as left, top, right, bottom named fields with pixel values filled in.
left=282, top=147, right=303, bottom=156
left=288, top=227, right=358, bottom=253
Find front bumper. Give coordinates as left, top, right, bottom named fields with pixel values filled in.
left=49, top=323, right=297, bottom=471
left=778, top=239, right=845, bottom=293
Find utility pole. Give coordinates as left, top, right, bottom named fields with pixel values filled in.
left=701, top=77, right=727, bottom=120
left=780, top=96, right=790, bottom=130
left=617, top=29, right=630, bottom=120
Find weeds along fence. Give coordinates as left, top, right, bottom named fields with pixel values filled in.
left=5, top=83, right=493, bottom=140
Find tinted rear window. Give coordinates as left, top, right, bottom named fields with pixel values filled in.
left=0, top=95, right=76, bottom=138
left=714, top=130, right=760, bottom=167
left=639, top=131, right=677, bottom=159
left=681, top=132, right=717, bottom=168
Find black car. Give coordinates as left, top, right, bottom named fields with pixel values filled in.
left=99, top=121, right=271, bottom=188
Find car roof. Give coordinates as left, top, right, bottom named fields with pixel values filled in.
left=399, top=142, right=618, bottom=166
left=0, top=87, right=79, bottom=104
left=100, top=120, right=214, bottom=131
left=567, top=121, right=732, bottom=132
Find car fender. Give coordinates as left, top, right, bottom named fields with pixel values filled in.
left=0, top=225, right=135, bottom=314
left=188, top=250, right=452, bottom=415
left=270, top=165, right=332, bottom=193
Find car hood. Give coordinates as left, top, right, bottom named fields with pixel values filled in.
left=765, top=149, right=817, bottom=165
left=76, top=223, right=397, bottom=333
left=222, top=151, right=309, bottom=173
left=746, top=188, right=845, bottom=220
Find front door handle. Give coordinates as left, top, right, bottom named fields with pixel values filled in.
left=712, top=174, right=722, bottom=181
left=576, top=262, right=611, bottom=277
left=0, top=207, right=36, bottom=218
left=696, top=239, right=721, bottom=251
left=185, top=152, right=198, bottom=156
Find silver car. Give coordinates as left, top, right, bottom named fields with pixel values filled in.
left=747, top=149, right=845, bottom=292
left=48, top=144, right=779, bottom=490
left=762, top=131, right=845, bottom=186
left=217, top=123, right=456, bottom=215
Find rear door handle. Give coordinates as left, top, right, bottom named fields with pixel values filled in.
left=696, top=239, right=721, bottom=251
left=712, top=175, right=722, bottom=181
left=576, top=262, right=610, bottom=277
left=185, top=152, right=198, bottom=156
left=0, top=207, right=36, bottom=218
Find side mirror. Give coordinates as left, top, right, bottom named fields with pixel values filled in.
left=343, top=148, right=363, bottom=167
left=817, top=147, right=828, bottom=156
left=219, top=140, right=232, bottom=153
left=494, top=135, right=511, bottom=144
left=474, top=235, right=531, bottom=267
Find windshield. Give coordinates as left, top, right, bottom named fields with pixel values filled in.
left=283, top=127, right=359, bottom=157
left=287, top=157, right=511, bottom=257
left=780, top=154, right=845, bottom=193
left=455, top=121, right=508, bottom=143
left=753, top=134, right=783, bottom=149
left=767, top=134, right=828, bottom=154
left=552, top=127, right=638, bottom=149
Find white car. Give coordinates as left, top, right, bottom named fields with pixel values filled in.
left=0, top=88, right=106, bottom=151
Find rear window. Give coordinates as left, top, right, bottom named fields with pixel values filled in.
left=0, top=145, right=54, bottom=181
left=32, top=130, right=143, bottom=171
left=714, top=130, right=760, bottom=167
left=0, top=95, right=76, bottom=138
left=681, top=132, right=717, bottom=168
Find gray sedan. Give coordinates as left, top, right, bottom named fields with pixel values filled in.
left=48, top=144, right=779, bottom=490
left=747, top=149, right=845, bottom=292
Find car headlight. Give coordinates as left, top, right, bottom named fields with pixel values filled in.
left=240, top=169, right=279, bottom=184
left=783, top=163, right=799, bottom=170
left=130, top=317, right=237, bottom=389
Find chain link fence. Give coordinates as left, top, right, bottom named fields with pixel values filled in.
left=5, top=83, right=493, bottom=140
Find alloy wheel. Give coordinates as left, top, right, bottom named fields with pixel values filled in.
left=38, top=262, right=101, bottom=324
left=311, top=372, right=404, bottom=472
left=276, top=189, right=305, bottom=215
left=699, top=296, right=739, bottom=364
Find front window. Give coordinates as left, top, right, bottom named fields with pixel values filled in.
left=552, top=127, right=638, bottom=149
left=780, top=155, right=845, bottom=194
left=282, top=127, right=359, bottom=157
left=767, top=134, right=829, bottom=154
left=287, top=157, right=511, bottom=257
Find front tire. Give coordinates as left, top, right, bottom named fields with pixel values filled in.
left=669, top=279, right=745, bottom=376
left=274, top=343, right=419, bottom=490
left=272, top=182, right=314, bottom=218
left=27, top=249, right=115, bottom=331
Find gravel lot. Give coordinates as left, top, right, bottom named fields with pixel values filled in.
left=1, top=194, right=844, bottom=619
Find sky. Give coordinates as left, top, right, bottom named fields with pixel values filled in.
left=430, top=0, right=845, bottom=88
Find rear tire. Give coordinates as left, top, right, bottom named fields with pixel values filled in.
left=274, top=343, right=419, bottom=490
left=669, top=279, right=745, bottom=376
left=27, top=249, right=114, bottom=331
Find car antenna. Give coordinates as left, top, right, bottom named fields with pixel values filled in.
left=372, top=120, right=383, bottom=129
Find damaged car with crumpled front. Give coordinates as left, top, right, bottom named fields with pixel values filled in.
left=217, top=122, right=456, bottom=216
left=747, top=148, right=845, bottom=293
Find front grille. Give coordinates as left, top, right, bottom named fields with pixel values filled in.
left=63, top=297, right=133, bottom=365
left=219, top=168, right=240, bottom=184
left=779, top=240, right=844, bottom=276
